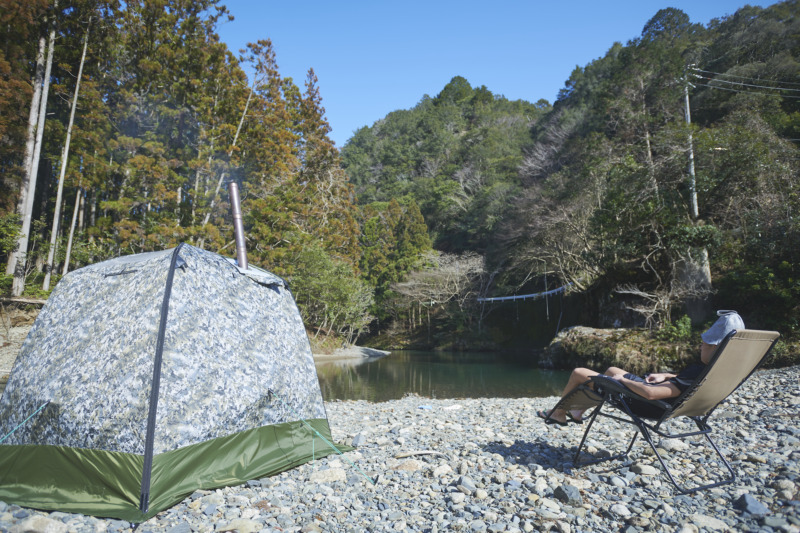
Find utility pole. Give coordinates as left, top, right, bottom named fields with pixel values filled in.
left=681, top=68, right=711, bottom=324
left=684, top=70, right=698, bottom=220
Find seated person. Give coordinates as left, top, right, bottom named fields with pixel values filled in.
left=538, top=310, right=745, bottom=425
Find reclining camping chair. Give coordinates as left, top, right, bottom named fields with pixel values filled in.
left=550, top=329, right=780, bottom=493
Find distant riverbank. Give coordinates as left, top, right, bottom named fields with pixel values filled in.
left=312, top=345, right=390, bottom=361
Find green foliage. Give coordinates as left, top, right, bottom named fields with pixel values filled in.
left=341, top=2, right=800, bottom=351
left=15, top=268, right=53, bottom=300
left=498, top=2, right=799, bottom=340
left=341, top=76, right=547, bottom=252
left=358, top=197, right=432, bottom=304
left=288, top=243, right=374, bottom=343
left=0, top=1, right=367, bottom=343
left=0, top=274, right=11, bottom=296
left=656, top=315, right=693, bottom=343
left=0, top=213, right=21, bottom=257
left=664, top=224, right=722, bottom=251
left=714, top=263, right=800, bottom=337
left=763, top=339, right=800, bottom=368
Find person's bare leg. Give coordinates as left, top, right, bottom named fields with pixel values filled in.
left=603, top=367, right=627, bottom=378
left=559, top=367, right=599, bottom=397
left=544, top=367, right=599, bottom=423
left=543, top=366, right=631, bottom=423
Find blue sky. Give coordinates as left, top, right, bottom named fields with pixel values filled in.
left=216, top=1, right=779, bottom=147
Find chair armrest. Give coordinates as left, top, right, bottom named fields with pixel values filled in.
left=589, top=375, right=673, bottom=411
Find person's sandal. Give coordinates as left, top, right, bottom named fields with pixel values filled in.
left=537, top=409, right=568, bottom=427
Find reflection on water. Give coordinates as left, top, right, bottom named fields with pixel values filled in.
left=315, top=351, right=570, bottom=402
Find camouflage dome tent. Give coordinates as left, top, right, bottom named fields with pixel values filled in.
left=0, top=244, right=346, bottom=522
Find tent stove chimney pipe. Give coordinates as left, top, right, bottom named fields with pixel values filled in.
left=228, top=182, right=248, bottom=270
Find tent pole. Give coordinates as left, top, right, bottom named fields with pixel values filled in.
left=139, top=243, right=185, bottom=513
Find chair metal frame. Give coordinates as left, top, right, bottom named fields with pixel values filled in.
left=554, top=329, right=781, bottom=494
left=572, top=377, right=736, bottom=493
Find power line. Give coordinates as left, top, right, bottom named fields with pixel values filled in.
left=690, top=67, right=800, bottom=88
left=691, top=81, right=800, bottom=100
left=690, top=72, right=800, bottom=94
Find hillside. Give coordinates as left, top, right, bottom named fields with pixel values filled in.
left=341, top=3, right=800, bottom=351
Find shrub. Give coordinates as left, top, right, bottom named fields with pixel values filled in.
left=656, top=315, right=693, bottom=343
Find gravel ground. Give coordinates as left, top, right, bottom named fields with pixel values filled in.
left=0, top=361, right=798, bottom=532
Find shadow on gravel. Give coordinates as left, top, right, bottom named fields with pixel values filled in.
left=482, top=438, right=582, bottom=472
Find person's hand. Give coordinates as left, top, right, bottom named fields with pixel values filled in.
left=645, top=373, right=667, bottom=384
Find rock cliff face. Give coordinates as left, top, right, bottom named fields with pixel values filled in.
left=540, top=326, right=694, bottom=374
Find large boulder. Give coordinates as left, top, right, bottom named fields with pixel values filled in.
left=540, top=326, right=693, bottom=373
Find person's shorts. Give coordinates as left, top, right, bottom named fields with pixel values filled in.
left=623, top=373, right=646, bottom=383
left=620, top=373, right=668, bottom=418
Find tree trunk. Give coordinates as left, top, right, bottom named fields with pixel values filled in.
left=89, top=187, right=97, bottom=240
left=192, top=132, right=214, bottom=230
left=639, top=78, right=659, bottom=201
left=6, top=34, right=46, bottom=277
left=676, top=248, right=712, bottom=324
left=11, top=3, right=58, bottom=297
left=427, top=307, right=431, bottom=342
left=43, top=19, right=89, bottom=290
left=192, top=95, right=216, bottom=229
left=62, top=187, right=82, bottom=276
left=77, top=187, right=85, bottom=232
left=314, top=316, right=327, bottom=339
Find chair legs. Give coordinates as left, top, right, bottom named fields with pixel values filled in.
left=573, top=402, right=638, bottom=467
left=635, top=418, right=736, bottom=494
left=571, top=404, right=737, bottom=494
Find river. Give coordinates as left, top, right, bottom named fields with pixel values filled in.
left=0, top=351, right=571, bottom=402
left=315, top=351, right=571, bottom=402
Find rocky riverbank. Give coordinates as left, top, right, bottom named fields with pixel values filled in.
left=313, top=346, right=391, bottom=361
left=1, top=365, right=798, bottom=533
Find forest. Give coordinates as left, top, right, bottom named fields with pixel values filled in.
left=2, top=1, right=799, bottom=359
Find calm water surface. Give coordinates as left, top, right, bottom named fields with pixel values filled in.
left=315, top=351, right=571, bottom=402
